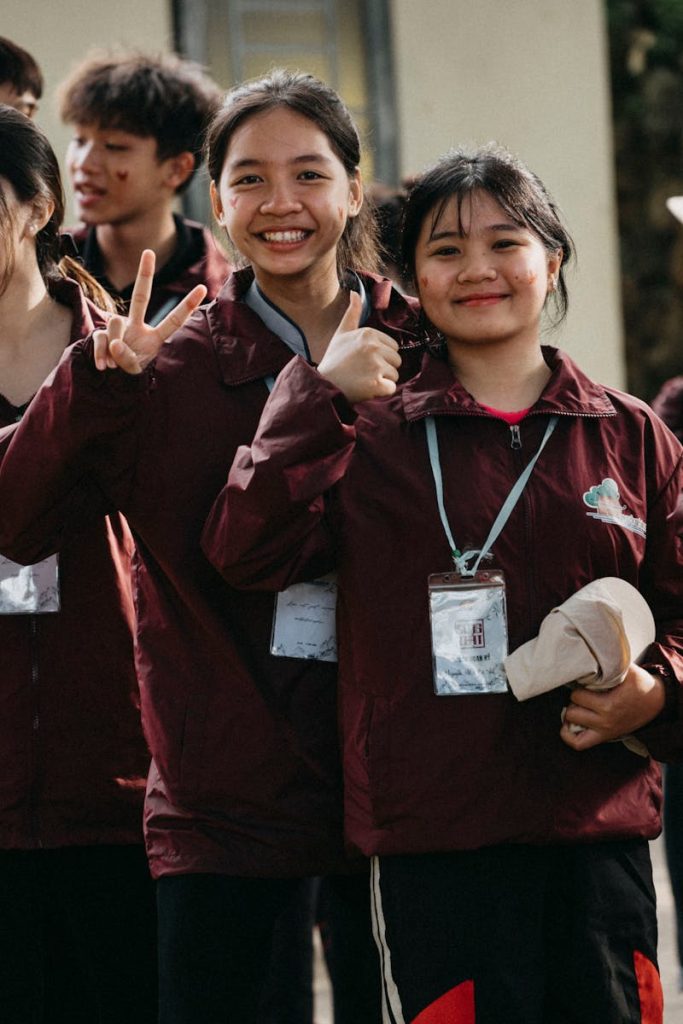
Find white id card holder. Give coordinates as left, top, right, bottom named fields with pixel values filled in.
left=271, top=573, right=338, bottom=662
left=0, top=553, right=60, bottom=614
left=428, top=569, right=508, bottom=695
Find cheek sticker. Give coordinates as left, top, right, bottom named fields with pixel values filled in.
left=116, top=170, right=129, bottom=181
left=229, top=196, right=238, bottom=208
left=420, top=276, right=429, bottom=288
left=337, top=206, right=345, bottom=221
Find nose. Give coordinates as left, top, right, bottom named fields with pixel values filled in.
left=457, top=249, right=497, bottom=283
left=70, top=140, right=99, bottom=175
left=259, top=181, right=303, bottom=216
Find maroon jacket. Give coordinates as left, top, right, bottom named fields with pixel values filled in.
left=0, top=278, right=148, bottom=849
left=0, top=270, right=422, bottom=877
left=68, top=217, right=231, bottom=320
left=202, top=349, right=683, bottom=858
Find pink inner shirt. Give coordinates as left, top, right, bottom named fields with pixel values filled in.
left=480, top=404, right=531, bottom=426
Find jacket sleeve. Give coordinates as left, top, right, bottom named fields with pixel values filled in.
left=201, top=356, right=358, bottom=590
left=635, top=422, right=683, bottom=761
left=0, top=337, right=147, bottom=564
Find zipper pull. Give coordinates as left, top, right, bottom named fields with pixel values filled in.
left=510, top=424, right=522, bottom=450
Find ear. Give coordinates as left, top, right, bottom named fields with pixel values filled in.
left=163, top=151, right=196, bottom=191
left=26, top=197, right=55, bottom=237
left=348, top=169, right=363, bottom=219
left=210, top=180, right=225, bottom=226
left=547, top=247, right=563, bottom=291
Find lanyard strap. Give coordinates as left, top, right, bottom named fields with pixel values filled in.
left=425, top=414, right=558, bottom=576
left=264, top=375, right=276, bottom=393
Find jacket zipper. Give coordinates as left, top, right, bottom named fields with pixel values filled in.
left=510, top=424, right=522, bottom=449
left=29, top=616, right=42, bottom=848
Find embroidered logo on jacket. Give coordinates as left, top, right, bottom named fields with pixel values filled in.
left=583, top=478, right=646, bottom=537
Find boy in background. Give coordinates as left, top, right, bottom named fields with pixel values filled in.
left=59, top=52, right=231, bottom=319
left=0, top=37, right=42, bottom=118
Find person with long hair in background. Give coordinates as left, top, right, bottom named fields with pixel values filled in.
left=0, top=105, right=156, bottom=1024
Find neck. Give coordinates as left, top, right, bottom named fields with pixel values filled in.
left=0, top=264, right=51, bottom=346
left=254, top=256, right=347, bottom=362
left=446, top=335, right=550, bottom=411
left=95, top=207, right=178, bottom=290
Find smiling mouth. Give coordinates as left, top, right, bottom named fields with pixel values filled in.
left=456, top=294, right=507, bottom=306
left=75, top=184, right=107, bottom=199
left=260, top=230, right=310, bottom=243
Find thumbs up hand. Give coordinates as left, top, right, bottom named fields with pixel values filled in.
left=317, top=291, right=402, bottom=403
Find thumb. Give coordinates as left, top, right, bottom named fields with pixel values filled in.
left=334, top=290, right=363, bottom=336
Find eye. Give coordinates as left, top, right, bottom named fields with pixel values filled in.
left=297, top=170, right=325, bottom=181
left=492, top=238, right=521, bottom=250
left=432, top=245, right=460, bottom=257
left=104, top=143, right=129, bottom=152
left=232, top=174, right=263, bottom=187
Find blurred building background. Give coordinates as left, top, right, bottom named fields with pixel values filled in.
left=4, top=0, right=682, bottom=399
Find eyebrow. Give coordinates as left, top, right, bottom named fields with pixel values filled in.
left=228, top=153, right=334, bottom=171
left=428, top=222, right=524, bottom=241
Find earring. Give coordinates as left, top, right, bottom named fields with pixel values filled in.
left=548, top=276, right=557, bottom=292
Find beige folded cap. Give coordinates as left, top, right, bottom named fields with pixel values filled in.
left=666, top=196, right=683, bottom=224
left=504, top=577, right=655, bottom=702
left=504, top=578, right=655, bottom=757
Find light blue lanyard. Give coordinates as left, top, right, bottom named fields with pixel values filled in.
left=264, top=375, right=275, bottom=393
left=425, top=414, right=558, bottom=577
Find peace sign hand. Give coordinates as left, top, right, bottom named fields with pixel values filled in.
left=92, top=249, right=207, bottom=375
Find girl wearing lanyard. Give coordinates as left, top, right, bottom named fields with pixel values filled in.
left=0, top=73, right=422, bottom=1023
left=0, top=108, right=157, bottom=1022
left=201, top=144, right=683, bottom=1024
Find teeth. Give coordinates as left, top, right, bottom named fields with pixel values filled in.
left=262, top=230, right=307, bottom=243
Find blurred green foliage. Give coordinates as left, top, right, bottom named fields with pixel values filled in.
left=606, top=0, right=683, bottom=400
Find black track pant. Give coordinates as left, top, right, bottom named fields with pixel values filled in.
left=371, top=840, right=662, bottom=1024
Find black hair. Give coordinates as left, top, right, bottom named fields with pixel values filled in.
left=0, top=105, right=113, bottom=308
left=205, top=69, right=379, bottom=274
left=401, top=144, right=574, bottom=324
left=58, top=51, right=222, bottom=192
left=0, top=37, right=43, bottom=98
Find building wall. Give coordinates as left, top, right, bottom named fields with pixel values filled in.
left=392, top=0, right=625, bottom=386
left=3, top=0, right=624, bottom=386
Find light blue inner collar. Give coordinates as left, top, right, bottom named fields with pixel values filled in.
left=244, top=272, right=371, bottom=363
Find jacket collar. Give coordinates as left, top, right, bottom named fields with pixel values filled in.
left=208, top=267, right=423, bottom=387
left=48, top=275, right=107, bottom=342
left=401, top=346, right=618, bottom=422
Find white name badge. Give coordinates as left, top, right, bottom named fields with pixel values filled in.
left=271, top=573, right=338, bottom=662
left=0, top=553, right=60, bottom=614
left=428, top=569, right=508, bottom=695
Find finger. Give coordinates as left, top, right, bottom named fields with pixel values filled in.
left=128, top=250, right=156, bottom=326
left=93, top=330, right=111, bottom=371
left=565, top=687, right=610, bottom=714
left=373, top=377, right=397, bottom=398
left=334, top=290, right=363, bottom=336
left=155, top=285, right=207, bottom=343
left=382, top=345, right=402, bottom=368
left=376, top=331, right=400, bottom=353
left=108, top=339, right=142, bottom=376
left=108, top=315, right=126, bottom=343
left=563, top=701, right=605, bottom=730
left=560, top=722, right=602, bottom=751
